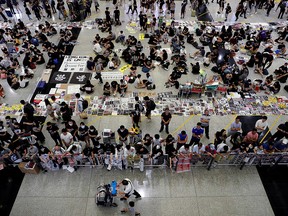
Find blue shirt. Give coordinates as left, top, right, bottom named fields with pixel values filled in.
left=192, top=127, right=204, bottom=136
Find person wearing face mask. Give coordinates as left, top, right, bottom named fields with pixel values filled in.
left=88, top=125, right=100, bottom=146
left=117, top=125, right=129, bottom=145
left=78, top=122, right=90, bottom=147
left=60, top=128, right=73, bottom=149
left=65, top=120, right=79, bottom=141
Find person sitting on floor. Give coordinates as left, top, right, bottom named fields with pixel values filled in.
left=134, top=74, right=146, bottom=89
left=80, top=80, right=94, bottom=94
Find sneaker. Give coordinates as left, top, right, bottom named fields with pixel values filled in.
left=135, top=195, right=141, bottom=198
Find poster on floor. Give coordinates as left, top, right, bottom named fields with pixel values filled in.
left=59, top=55, right=89, bottom=72
left=176, top=156, right=191, bottom=173
left=50, top=72, right=71, bottom=84
left=70, top=72, right=92, bottom=84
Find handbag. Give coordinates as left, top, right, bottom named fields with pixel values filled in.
left=29, top=62, right=36, bottom=69
left=79, top=112, right=88, bottom=119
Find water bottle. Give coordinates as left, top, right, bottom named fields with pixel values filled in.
left=111, top=180, right=117, bottom=196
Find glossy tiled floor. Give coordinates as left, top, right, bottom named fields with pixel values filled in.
left=10, top=167, right=274, bottom=216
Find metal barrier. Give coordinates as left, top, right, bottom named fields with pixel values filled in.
left=3, top=152, right=288, bottom=172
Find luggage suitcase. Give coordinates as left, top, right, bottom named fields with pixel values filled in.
left=37, top=80, right=46, bottom=93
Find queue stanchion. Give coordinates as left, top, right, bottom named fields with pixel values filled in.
left=207, top=156, right=214, bottom=171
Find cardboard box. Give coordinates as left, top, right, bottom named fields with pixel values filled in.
left=18, top=162, right=40, bottom=174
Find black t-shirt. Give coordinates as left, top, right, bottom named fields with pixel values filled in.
left=93, top=144, right=104, bottom=154
left=65, top=122, right=78, bottom=134
left=161, top=112, right=172, bottom=122
left=278, top=123, right=288, bottom=134
left=79, top=125, right=89, bottom=135
left=114, top=9, right=120, bottom=17
left=117, top=128, right=129, bottom=139
left=104, top=144, right=115, bottom=154
left=83, top=146, right=93, bottom=156
left=47, top=124, right=59, bottom=135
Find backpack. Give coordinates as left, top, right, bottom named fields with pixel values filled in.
left=149, top=100, right=156, bottom=110
left=137, top=102, right=145, bottom=112
left=81, top=98, right=89, bottom=110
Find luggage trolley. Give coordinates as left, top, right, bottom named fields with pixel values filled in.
left=95, top=181, right=118, bottom=207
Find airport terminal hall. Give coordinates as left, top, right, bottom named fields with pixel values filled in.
left=1, top=0, right=288, bottom=215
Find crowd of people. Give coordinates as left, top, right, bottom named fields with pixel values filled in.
left=1, top=95, right=288, bottom=172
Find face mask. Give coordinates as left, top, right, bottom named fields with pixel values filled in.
left=120, top=129, right=124, bottom=132
left=69, top=123, right=73, bottom=126
left=6, top=120, right=10, bottom=123
left=90, top=129, right=94, bottom=132
left=81, top=125, right=85, bottom=129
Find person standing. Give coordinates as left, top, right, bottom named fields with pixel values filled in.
left=117, top=125, right=129, bottom=145
left=255, top=116, right=268, bottom=141
left=132, top=0, right=138, bottom=14
left=269, top=121, right=288, bottom=142
left=224, top=3, right=232, bottom=21
left=60, top=128, right=73, bottom=148
left=228, top=117, right=242, bottom=144
left=200, top=109, right=210, bottom=139
left=266, top=0, right=275, bottom=16
left=180, top=0, right=187, bottom=19
left=126, top=0, right=133, bottom=14
left=159, top=108, right=172, bottom=134
left=239, top=0, right=248, bottom=19
left=46, top=122, right=62, bottom=145
left=170, top=0, right=175, bottom=19
left=278, top=0, right=287, bottom=19
left=189, top=122, right=204, bottom=146
left=20, top=100, right=35, bottom=120
left=105, top=7, right=111, bottom=22
left=114, top=6, right=120, bottom=25
left=117, top=178, right=141, bottom=200
left=177, top=130, right=188, bottom=150
left=143, top=96, right=155, bottom=120
left=235, top=2, right=244, bottom=21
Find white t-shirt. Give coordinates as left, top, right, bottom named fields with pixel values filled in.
left=93, top=43, right=102, bottom=53
left=52, top=101, right=61, bottom=112
left=179, top=145, right=191, bottom=154
left=217, top=143, right=230, bottom=153
left=67, top=144, right=82, bottom=154
left=192, top=144, right=205, bottom=154
left=255, top=119, right=268, bottom=133
left=108, top=60, right=115, bottom=69
left=60, top=132, right=73, bottom=145
left=123, top=179, right=134, bottom=194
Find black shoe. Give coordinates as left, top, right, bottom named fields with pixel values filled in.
left=166, top=131, right=169, bottom=134
left=120, top=197, right=127, bottom=201
left=206, top=135, right=210, bottom=139
left=135, top=195, right=141, bottom=198
left=159, top=130, right=163, bottom=133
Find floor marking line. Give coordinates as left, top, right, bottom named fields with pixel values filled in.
left=172, top=115, right=194, bottom=135
left=259, top=115, right=281, bottom=144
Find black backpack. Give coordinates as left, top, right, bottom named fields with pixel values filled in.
left=149, top=100, right=156, bottom=110
left=81, top=98, right=89, bottom=110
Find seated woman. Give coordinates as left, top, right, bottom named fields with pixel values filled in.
left=267, top=81, right=281, bottom=95
left=21, top=68, right=34, bottom=78
left=80, top=80, right=94, bottom=94
left=129, top=66, right=137, bottom=77
left=134, top=74, right=146, bottom=89
left=260, top=74, right=273, bottom=90
left=119, top=79, right=128, bottom=97
left=110, top=81, right=119, bottom=96
left=35, top=53, right=45, bottom=65
left=142, top=58, right=154, bottom=73
left=19, top=76, right=29, bottom=88
left=165, top=71, right=180, bottom=89
left=190, top=62, right=200, bottom=75
left=7, top=74, right=20, bottom=90
left=103, top=82, right=111, bottom=96
left=86, top=57, right=96, bottom=71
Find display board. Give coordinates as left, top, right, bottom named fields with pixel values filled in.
left=59, top=55, right=89, bottom=72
